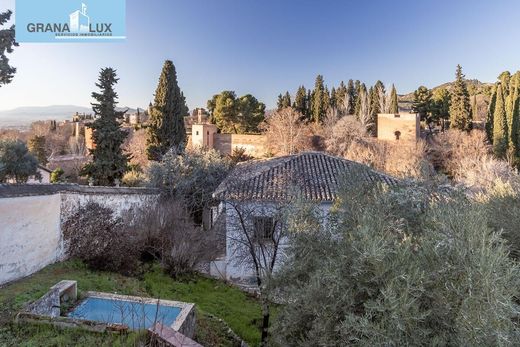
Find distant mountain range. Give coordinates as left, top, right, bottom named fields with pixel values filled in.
left=0, top=105, right=138, bottom=128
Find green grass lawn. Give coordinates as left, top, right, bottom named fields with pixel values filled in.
left=0, top=260, right=267, bottom=346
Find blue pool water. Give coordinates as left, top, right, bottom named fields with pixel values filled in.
left=68, top=297, right=181, bottom=329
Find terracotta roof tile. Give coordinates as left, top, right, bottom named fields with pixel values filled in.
left=214, top=152, right=398, bottom=202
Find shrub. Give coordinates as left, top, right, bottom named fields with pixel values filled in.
left=122, top=168, right=146, bottom=187
left=148, top=147, right=232, bottom=224
left=62, top=202, right=140, bottom=275
left=130, top=199, right=220, bottom=278
left=50, top=167, right=64, bottom=183
left=272, top=180, right=520, bottom=346
left=477, top=180, right=520, bottom=259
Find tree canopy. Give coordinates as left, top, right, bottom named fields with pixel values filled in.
left=0, top=140, right=40, bottom=183
left=0, top=10, right=18, bottom=87
left=207, top=91, right=265, bottom=133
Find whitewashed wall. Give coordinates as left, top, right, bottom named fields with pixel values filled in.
left=214, top=201, right=331, bottom=284
left=0, top=194, right=61, bottom=285
left=0, top=187, right=159, bottom=286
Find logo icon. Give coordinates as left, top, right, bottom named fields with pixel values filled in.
left=69, top=3, right=90, bottom=33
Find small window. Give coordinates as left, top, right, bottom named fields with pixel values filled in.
left=196, top=131, right=199, bottom=135
left=253, top=217, right=275, bottom=241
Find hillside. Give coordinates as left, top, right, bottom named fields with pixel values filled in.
left=0, top=105, right=138, bottom=128
left=398, top=79, right=493, bottom=120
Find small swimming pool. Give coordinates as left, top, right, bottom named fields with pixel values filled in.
left=68, top=296, right=182, bottom=329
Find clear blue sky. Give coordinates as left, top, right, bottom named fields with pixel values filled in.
left=1, top=0, right=519, bottom=111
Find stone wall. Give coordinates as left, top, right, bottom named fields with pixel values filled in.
left=377, top=113, right=420, bottom=142
left=213, top=133, right=266, bottom=157
left=0, top=184, right=159, bottom=286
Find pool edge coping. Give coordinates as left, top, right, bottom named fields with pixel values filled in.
left=82, top=291, right=195, bottom=332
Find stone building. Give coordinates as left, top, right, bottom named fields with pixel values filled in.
left=377, top=112, right=420, bottom=141
left=189, top=109, right=267, bottom=158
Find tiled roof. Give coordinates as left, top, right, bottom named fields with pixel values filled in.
left=0, top=184, right=159, bottom=198
left=214, top=152, right=398, bottom=202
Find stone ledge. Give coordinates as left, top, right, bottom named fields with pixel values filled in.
left=148, top=322, right=202, bottom=347
left=0, top=184, right=160, bottom=198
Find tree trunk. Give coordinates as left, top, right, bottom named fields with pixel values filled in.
left=261, top=297, right=270, bottom=346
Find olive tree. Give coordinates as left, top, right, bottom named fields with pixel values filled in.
left=272, top=179, right=520, bottom=346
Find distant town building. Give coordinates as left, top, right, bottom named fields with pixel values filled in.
left=25, top=165, right=52, bottom=184
left=377, top=112, right=420, bottom=141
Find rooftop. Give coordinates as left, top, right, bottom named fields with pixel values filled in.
left=214, top=152, right=397, bottom=202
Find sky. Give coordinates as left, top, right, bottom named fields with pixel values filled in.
left=1, top=0, right=520, bottom=111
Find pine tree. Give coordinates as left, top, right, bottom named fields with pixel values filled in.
left=294, top=86, right=308, bottom=118
left=412, top=86, right=433, bottom=122
left=493, top=83, right=508, bottom=157
left=0, top=10, right=18, bottom=87
left=146, top=60, right=188, bottom=160
left=82, top=68, right=129, bottom=185
left=449, top=65, right=473, bottom=131
left=311, top=75, right=326, bottom=123
left=389, top=84, right=399, bottom=113
left=432, top=87, right=451, bottom=131
left=330, top=87, right=337, bottom=109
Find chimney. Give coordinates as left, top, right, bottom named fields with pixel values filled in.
left=198, top=108, right=203, bottom=124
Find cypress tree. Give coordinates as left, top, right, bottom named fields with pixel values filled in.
left=449, top=65, right=472, bottom=131
left=508, top=74, right=520, bottom=155
left=335, top=81, right=347, bottom=113
left=282, top=91, right=292, bottom=108
left=82, top=68, right=129, bottom=185
left=486, top=86, right=496, bottom=143
left=330, top=87, right=337, bottom=109
left=311, top=75, right=326, bottom=123
left=27, top=135, right=47, bottom=165
left=499, top=71, right=511, bottom=96
left=324, top=87, right=331, bottom=111
left=354, top=83, right=366, bottom=119
left=276, top=94, right=284, bottom=110
left=493, top=83, right=508, bottom=157
left=347, top=79, right=356, bottom=114
left=509, top=86, right=520, bottom=156
left=146, top=60, right=188, bottom=160
left=368, top=86, right=378, bottom=136
left=389, top=84, right=399, bottom=113
left=307, top=90, right=313, bottom=120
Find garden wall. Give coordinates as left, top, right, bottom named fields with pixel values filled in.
left=0, top=184, right=159, bottom=286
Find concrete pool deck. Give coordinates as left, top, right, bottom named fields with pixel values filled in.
left=15, top=280, right=196, bottom=339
